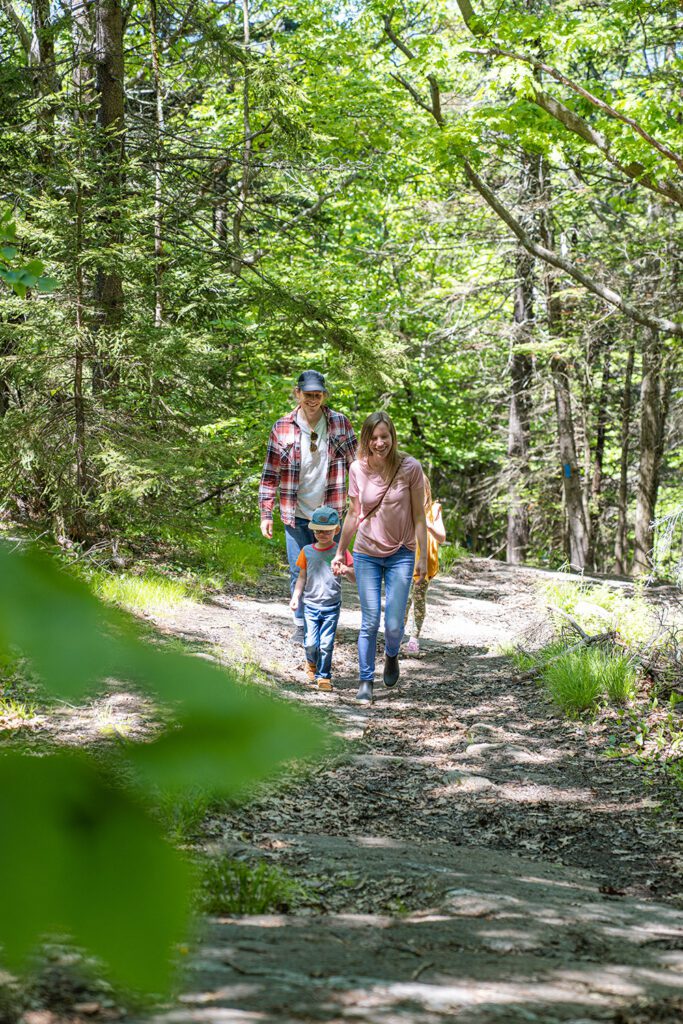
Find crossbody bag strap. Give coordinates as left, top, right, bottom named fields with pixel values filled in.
left=357, top=458, right=404, bottom=527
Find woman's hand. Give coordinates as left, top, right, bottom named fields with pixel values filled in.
left=331, top=554, right=345, bottom=576
left=415, top=556, right=428, bottom=583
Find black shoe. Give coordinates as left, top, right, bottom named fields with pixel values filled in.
left=383, top=653, right=400, bottom=688
left=356, top=680, right=373, bottom=703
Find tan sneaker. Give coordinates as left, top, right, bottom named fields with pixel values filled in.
left=317, top=678, right=333, bottom=692
left=305, top=662, right=317, bottom=685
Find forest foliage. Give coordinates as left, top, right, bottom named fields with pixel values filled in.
left=1, top=0, right=682, bottom=994
left=0, top=0, right=681, bottom=576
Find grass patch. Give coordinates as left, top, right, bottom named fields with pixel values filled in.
left=197, top=857, right=304, bottom=915
left=156, top=787, right=212, bottom=843
left=541, top=647, right=636, bottom=715
left=0, top=694, right=38, bottom=721
left=439, top=541, right=470, bottom=574
left=90, top=570, right=198, bottom=615
left=542, top=650, right=603, bottom=713
left=505, top=639, right=568, bottom=673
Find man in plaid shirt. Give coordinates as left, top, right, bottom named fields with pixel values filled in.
left=259, top=370, right=358, bottom=642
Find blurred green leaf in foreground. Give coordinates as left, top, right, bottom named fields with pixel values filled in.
left=0, top=543, right=329, bottom=992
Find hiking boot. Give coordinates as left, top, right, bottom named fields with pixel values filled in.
left=317, top=677, right=333, bottom=692
left=305, top=661, right=317, bottom=685
left=355, top=680, right=373, bottom=703
left=291, top=624, right=305, bottom=644
left=383, top=653, right=400, bottom=688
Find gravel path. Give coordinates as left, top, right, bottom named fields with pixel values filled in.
left=149, top=560, right=683, bottom=1024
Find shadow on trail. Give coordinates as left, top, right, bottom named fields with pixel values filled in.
left=151, top=559, right=683, bottom=1024
left=153, top=832, right=683, bottom=1024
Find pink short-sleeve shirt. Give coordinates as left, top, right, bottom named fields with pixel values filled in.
left=349, top=455, right=423, bottom=557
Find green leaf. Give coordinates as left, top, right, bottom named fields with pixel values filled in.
left=0, top=245, right=17, bottom=260
left=36, top=276, right=59, bottom=292
left=21, top=258, right=44, bottom=277
left=0, top=545, right=329, bottom=792
left=17, top=272, right=39, bottom=287
left=0, top=752, right=193, bottom=993
left=0, top=543, right=138, bottom=700
left=129, top=653, right=331, bottom=796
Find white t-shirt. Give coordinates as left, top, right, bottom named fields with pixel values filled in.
left=295, top=411, right=329, bottom=519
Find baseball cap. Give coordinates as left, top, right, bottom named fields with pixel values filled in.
left=310, top=505, right=340, bottom=529
left=297, top=369, right=327, bottom=392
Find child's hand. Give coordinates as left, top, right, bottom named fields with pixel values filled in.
left=289, top=594, right=300, bottom=612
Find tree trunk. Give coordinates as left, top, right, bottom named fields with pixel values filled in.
left=231, top=0, right=251, bottom=275
left=92, top=0, right=125, bottom=389
left=551, top=355, right=591, bottom=569
left=537, top=156, right=591, bottom=569
left=149, top=0, right=165, bottom=326
left=614, top=342, right=634, bottom=573
left=633, top=328, right=663, bottom=575
left=506, top=248, right=533, bottom=563
left=506, top=152, right=537, bottom=564
left=587, top=340, right=611, bottom=569
left=30, top=0, right=56, bottom=168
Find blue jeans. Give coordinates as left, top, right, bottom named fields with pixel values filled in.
left=304, top=603, right=341, bottom=680
left=353, top=545, right=415, bottom=682
left=285, top=517, right=316, bottom=623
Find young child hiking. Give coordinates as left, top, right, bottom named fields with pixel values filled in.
left=403, top=474, right=446, bottom=655
left=290, top=505, right=354, bottom=691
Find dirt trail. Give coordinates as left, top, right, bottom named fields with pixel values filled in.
left=152, top=560, right=683, bottom=1024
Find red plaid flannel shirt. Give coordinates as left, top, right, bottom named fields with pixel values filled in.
left=259, top=407, right=358, bottom=527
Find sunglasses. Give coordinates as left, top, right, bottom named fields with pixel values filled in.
left=310, top=430, right=319, bottom=453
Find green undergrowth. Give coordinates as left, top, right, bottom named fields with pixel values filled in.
left=543, top=647, right=637, bottom=713
left=54, top=512, right=280, bottom=617
left=508, top=575, right=683, bottom=786
left=197, top=857, right=306, bottom=915
left=542, top=577, right=658, bottom=648
left=509, top=642, right=637, bottom=715
left=89, top=570, right=201, bottom=615
left=0, top=651, right=41, bottom=724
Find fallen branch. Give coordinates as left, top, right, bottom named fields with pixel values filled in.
left=517, top=626, right=618, bottom=680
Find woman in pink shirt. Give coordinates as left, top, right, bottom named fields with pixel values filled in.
left=333, top=412, right=427, bottom=703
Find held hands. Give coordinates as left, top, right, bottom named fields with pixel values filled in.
left=331, top=553, right=345, bottom=576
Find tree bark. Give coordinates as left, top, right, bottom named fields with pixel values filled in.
left=587, top=340, right=611, bottom=569
left=536, top=157, right=591, bottom=569
left=149, top=0, right=165, bottom=326
left=633, top=328, right=663, bottom=575
left=506, top=149, right=538, bottom=564
left=231, top=0, right=252, bottom=275
left=92, top=0, right=125, bottom=389
left=30, top=0, right=57, bottom=167
left=614, top=343, right=635, bottom=573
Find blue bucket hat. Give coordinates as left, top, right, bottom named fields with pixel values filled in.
left=310, top=505, right=340, bottom=529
